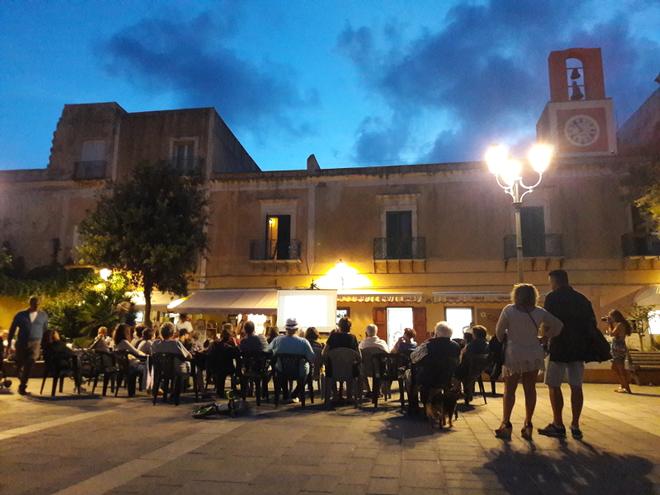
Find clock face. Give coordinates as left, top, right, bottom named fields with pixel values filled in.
left=564, top=114, right=600, bottom=147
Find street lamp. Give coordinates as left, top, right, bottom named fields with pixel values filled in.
left=485, top=143, right=554, bottom=282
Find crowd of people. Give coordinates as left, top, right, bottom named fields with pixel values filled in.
left=1, top=269, right=639, bottom=440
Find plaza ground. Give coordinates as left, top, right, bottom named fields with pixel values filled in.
left=1, top=382, right=659, bottom=495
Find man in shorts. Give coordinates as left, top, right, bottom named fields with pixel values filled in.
left=539, top=270, right=595, bottom=440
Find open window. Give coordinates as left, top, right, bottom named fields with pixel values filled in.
left=266, top=214, right=292, bottom=260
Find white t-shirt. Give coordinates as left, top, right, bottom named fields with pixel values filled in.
left=29, top=311, right=38, bottom=323
left=176, top=321, right=193, bottom=333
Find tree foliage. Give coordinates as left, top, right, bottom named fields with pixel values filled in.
left=626, top=158, right=660, bottom=230
left=78, top=161, right=208, bottom=322
left=44, top=271, right=133, bottom=342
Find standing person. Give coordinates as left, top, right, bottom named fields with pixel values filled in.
left=539, top=270, right=595, bottom=440
left=606, top=309, right=633, bottom=394
left=177, top=313, right=193, bottom=334
left=7, top=296, right=49, bottom=395
left=494, top=284, right=563, bottom=440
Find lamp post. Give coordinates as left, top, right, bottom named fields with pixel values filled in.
left=485, top=143, right=554, bottom=283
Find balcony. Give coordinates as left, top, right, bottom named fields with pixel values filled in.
left=373, top=237, right=426, bottom=260
left=622, top=233, right=660, bottom=257
left=170, top=157, right=204, bottom=176
left=249, top=239, right=302, bottom=262
left=73, top=161, right=107, bottom=180
left=503, top=234, right=563, bottom=259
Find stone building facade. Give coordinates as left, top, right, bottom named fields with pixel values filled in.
left=1, top=48, right=658, bottom=343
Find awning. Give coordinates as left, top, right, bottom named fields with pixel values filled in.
left=635, top=286, right=660, bottom=307
left=173, top=289, right=278, bottom=314
left=433, top=291, right=510, bottom=304
left=129, top=291, right=181, bottom=310
left=337, top=290, right=423, bottom=304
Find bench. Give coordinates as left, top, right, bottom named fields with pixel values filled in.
left=628, top=351, right=660, bottom=386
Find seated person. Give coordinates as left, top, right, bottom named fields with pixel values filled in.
left=151, top=322, right=192, bottom=377
left=137, top=328, right=154, bottom=355
left=269, top=318, right=315, bottom=385
left=131, top=325, right=145, bottom=347
left=408, top=321, right=460, bottom=410
left=42, top=329, right=78, bottom=374
left=114, top=323, right=147, bottom=389
left=455, top=325, right=489, bottom=402
left=89, top=326, right=112, bottom=352
left=323, top=317, right=358, bottom=356
left=359, top=324, right=390, bottom=353
left=305, top=327, right=324, bottom=381
left=392, top=328, right=417, bottom=355
left=206, top=324, right=241, bottom=396
left=239, top=321, right=269, bottom=353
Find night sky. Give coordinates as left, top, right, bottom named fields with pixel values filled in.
left=1, top=0, right=658, bottom=171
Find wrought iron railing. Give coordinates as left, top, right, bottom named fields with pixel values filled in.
left=73, top=160, right=107, bottom=180
left=373, top=237, right=426, bottom=260
left=503, top=233, right=563, bottom=259
left=249, top=239, right=302, bottom=261
left=621, top=233, right=660, bottom=257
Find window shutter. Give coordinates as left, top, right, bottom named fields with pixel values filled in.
left=372, top=307, right=387, bottom=340
left=413, top=307, right=428, bottom=342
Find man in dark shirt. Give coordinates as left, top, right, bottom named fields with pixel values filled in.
left=239, top=321, right=269, bottom=353
left=539, top=270, right=595, bottom=440
left=323, top=317, right=359, bottom=356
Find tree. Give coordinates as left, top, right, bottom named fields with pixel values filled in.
left=625, top=158, right=660, bottom=230
left=79, top=161, right=208, bottom=323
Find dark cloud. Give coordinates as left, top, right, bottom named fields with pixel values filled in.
left=338, top=0, right=659, bottom=164
left=101, top=11, right=316, bottom=137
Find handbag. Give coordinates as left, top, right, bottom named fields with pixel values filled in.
left=583, top=324, right=612, bottom=363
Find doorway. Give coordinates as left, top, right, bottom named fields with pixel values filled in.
left=386, top=307, right=413, bottom=349
left=445, top=307, right=474, bottom=336
left=266, top=214, right=292, bottom=259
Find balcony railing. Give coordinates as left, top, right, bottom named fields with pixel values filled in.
left=73, top=160, right=107, bottom=180
left=622, top=233, right=660, bottom=257
left=373, top=237, right=426, bottom=260
left=503, top=234, right=563, bottom=259
left=170, top=157, right=204, bottom=176
left=249, top=239, right=302, bottom=261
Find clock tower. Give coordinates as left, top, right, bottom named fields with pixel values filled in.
left=536, top=48, right=617, bottom=156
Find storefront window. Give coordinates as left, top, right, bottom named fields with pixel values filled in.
left=445, top=307, right=474, bottom=336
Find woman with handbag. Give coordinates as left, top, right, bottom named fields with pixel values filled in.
left=606, top=309, right=632, bottom=394
left=494, top=284, right=563, bottom=440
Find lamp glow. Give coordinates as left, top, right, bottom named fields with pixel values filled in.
left=500, top=159, right=523, bottom=186
left=527, top=143, right=554, bottom=174
left=99, top=268, right=112, bottom=281
left=484, top=144, right=509, bottom=175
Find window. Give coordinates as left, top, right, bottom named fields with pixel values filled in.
left=521, top=206, right=546, bottom=256
left=445, top=307, right=474, bottom=336
left=266, top=214, right=292, bottom=260
left=171, top=139, right=196, bottom=171
left=386, top=211, right=413, bottom=259
left=566, top=57, right=585, bottom=100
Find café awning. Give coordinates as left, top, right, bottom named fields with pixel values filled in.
left=129, top=290, right=181, bottom=310
left=337, top=290, right=423, bottom=304
left=635, top=285, right=660, bottom=307
left=171, top=289, right=278, bottom=314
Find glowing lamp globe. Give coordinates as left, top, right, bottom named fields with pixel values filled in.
left=484, top=144, right=509, bottom=175
left=527, top=143, right=554, bottom=174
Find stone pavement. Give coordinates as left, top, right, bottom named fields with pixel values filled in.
left=1, top=382, right=659, bottom=495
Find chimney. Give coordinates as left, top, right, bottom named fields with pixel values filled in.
left=306, top=154, right=320, bottom=172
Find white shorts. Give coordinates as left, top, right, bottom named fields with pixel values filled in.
left=544, top=360, right=584, bottom=387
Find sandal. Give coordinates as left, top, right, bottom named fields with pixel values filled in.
left=538, top=423, right=566, bottom=438
left=521, top=422, right=533, bottom=440
left=570, top=426, right=583, bottom=440
left=495, top=422, right=513, bottom=440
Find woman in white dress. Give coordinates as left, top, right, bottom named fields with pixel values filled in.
left=494, top=284, right=563, bottom=440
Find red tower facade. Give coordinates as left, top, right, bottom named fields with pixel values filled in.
left=537, top=48, right=617, bottom=156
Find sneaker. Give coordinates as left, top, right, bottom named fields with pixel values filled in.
left=570, top=426, right=583, bottom=440
left=538, top=423, right=566, bottom=438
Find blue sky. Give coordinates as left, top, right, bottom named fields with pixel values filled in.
left=1, top=0, right=658, bottom=171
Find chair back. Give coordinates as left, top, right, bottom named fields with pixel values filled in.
left=465, top=353, right=490, bottom=382
left=361, top=347, right=387, bottom=377
left=311, top=344, right=323, bottom=380
left=114, top=350, right=131, bottom=373
left=78, top=350, right=97, bottom=379
left=274, top=353, right=306, bottom=379
left=372, top=353, right=400, bottom=381
left=151, top=352, right=178, bottom=379
left=241, top=351, right=271, bottom=378
left=326, top=348, right=361, bottom=381
left=94, top=349, right=117, bottom=371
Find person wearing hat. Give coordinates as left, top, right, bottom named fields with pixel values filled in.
left=269, top=318, right=315, bottom=398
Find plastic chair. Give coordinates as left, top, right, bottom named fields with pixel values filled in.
left=240, top=351, right=271, bottom=406
left=151, top=352, right=185, bottom=405
left=40, top=354, right=80, bottom=396
left=462, top=353, right=490, bottom=404
left=371, top=353, right=404, bottom=409
left=91, top=350, right=119, bottom=396
left=324, top=348, right=361, bottom=407
left=273, top=353, right=308, bottom=408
